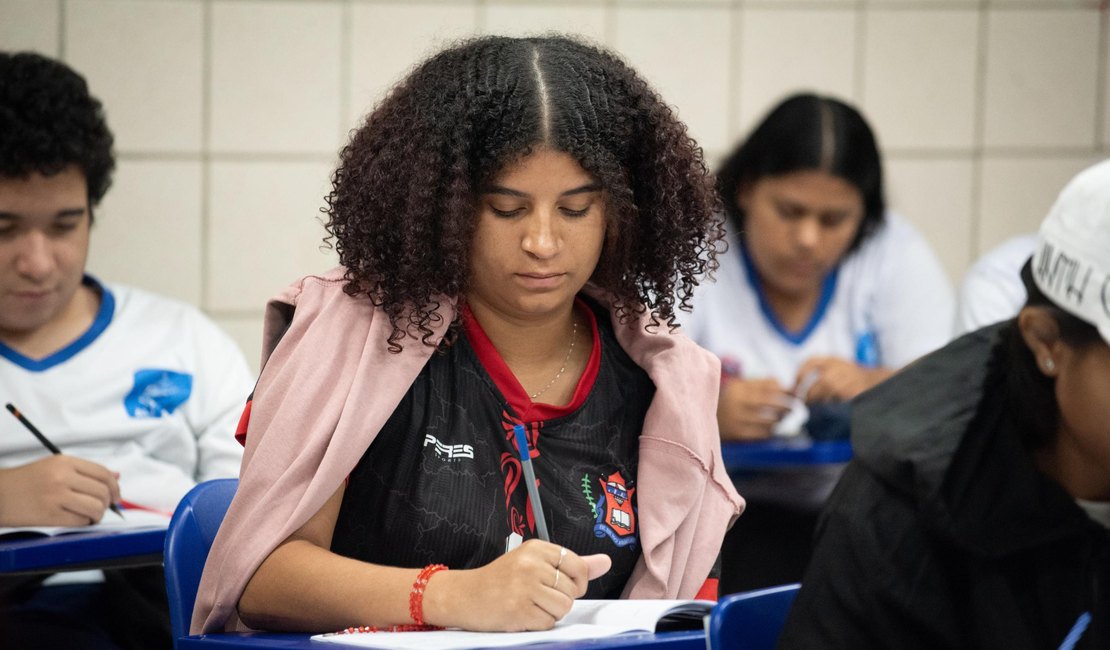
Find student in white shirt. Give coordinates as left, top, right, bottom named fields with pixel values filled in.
left=955, top=233, right=1037, bottom=335
left=683, top=92, right=954, bottom=590
left=0, top=51, right=251, bottom=650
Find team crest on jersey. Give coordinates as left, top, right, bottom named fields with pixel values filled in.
left=592, top=471, right=637, bottom=548
left=124, top=369, right=193, bottom=418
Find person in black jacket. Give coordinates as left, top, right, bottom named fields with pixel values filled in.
left=779, top=160, right=1110, bottom=649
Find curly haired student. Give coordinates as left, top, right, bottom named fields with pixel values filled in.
left=193, top=35, right=744, bottom=635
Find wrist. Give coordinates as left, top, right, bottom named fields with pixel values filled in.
left=411, top=564, right=451, bottom=627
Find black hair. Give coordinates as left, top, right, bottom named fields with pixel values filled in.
left=325, top=35, right=722, bottom=351
left=0, top=51, right=115, bottom=216
left=1003, top=260, right=1103, bottom=448
left=716, top=92, right=885, bottom=254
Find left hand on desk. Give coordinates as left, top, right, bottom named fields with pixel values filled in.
left=795, top=357, right=893, bottom=403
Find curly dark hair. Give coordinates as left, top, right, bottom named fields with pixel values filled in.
left=325, top=35, right=722, bottom=350
left=716, top=92, right=885, bottom=255
left=0, top=51, right=115, bottom=217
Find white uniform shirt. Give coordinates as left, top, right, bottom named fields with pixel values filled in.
left=682, top=212, right=955, bottom=389
left=955, top=234, right=1037, bottom=336
left=0, top=277, right=252, bottom=512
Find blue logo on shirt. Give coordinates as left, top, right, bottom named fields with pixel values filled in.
left=125, top=369, right=193, bottom=418
left=855, top=331, right=880, bottom=368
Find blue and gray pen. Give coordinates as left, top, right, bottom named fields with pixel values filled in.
left=513, top=424, right=550, bottom=542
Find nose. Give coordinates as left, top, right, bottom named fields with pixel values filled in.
left=794, top=217, right=820, bottom=252
left=15, top=230, right=56, bottom=280
left=521, top=210, right=560, bottom=259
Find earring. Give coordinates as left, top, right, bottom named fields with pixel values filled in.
left=1043, top=358, right=1055, bottom=372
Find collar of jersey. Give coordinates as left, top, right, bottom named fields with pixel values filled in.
left=738, top=240, right=839, bottom=346
left=0, top=275, right=116, bottom=372
left=461, top=297, right=601, bottom=423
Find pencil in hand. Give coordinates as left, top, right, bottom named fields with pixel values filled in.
left=5, top=402, right=126, bottom=520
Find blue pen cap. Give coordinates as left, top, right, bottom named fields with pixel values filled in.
left=513, top=424, right=530, bottom=461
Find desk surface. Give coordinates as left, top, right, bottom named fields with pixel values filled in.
left=177, top=630, right=705, bottom=649
left=720, top=437, right=852, bottom=471
left=0, top=527, right=165, bottom=574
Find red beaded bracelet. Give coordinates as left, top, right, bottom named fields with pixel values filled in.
left=409, top=563, right=448, bottom=626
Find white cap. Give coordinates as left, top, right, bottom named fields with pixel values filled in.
left=1031, top=159, right=1110, bottom=345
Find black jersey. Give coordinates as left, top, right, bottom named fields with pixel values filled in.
left=331, top=298, right=655, bottom=598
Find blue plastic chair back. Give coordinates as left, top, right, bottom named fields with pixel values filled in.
left=707, top=583, right=800, bottom=650
left=163, top=478, right=238, bottom=646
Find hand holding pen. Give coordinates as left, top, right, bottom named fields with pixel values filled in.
left=0, top=403, right=123, bottom=527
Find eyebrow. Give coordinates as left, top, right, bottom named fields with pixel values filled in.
left=0, top=208, right=86, bottom=220
left=483, top=183, right=602, bottom=199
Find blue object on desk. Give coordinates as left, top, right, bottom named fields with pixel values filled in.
left=720, top=437, right=852, bottom=471
left=706, top=583, right=800, bottom=650
left=164, top=478, right=238, bottom=648
left=0, top=526, right=165, bottom=574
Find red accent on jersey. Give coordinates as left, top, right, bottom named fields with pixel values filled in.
left=234, top=399, right=252, bottom=446
left=695, top=578, right=719, bottom=602
left=461, top=298, right=601, bottom=422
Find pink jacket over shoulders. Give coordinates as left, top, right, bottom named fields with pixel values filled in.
left=192, top=267, right=744, bottom=634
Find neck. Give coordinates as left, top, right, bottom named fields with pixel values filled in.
left=0, top=282, right=100, bottom=360
left=466, top=300, right=577, bottom=369
left=1036, top=426, right=1110, bottom=501
left=761, top=281, right=822, bottom=333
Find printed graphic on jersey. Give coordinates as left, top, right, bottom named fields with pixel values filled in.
left=423, top=434, right=475, bottom=461
left=854, top=330, right=880, bottom=368
left=580, top=474, right=597, bottom=513
left=125, top=369, right=193, bottom=418
left=593, top=471, right=637, bottom=548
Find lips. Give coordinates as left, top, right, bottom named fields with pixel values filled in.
left=515, top=272, right=566, bottom=290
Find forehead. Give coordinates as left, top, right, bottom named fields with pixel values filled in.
left=757, top=170, right=862, bottom=208
left=0, top=167, right=89, bottom=215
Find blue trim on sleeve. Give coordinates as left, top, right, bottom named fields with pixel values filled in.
left=0, top=275, right=115, bottom=372
left=738, top=242, right=839, bottom=346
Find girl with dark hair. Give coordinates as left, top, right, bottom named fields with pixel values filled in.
left=780, top=160, right=1110, bottom=649
left=685, top=93, right=953, bottom=441
left=193, top=36, right=743, bottom=635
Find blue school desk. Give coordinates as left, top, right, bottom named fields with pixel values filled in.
left=174, top=630, right=705, bottom=648
left=0, top=527, right=165, bottom=574
left=719, top=437, right=852, bottom=472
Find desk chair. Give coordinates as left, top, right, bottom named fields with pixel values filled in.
left=164, top=478, right=238, bottom=647
left=706, top=583, right=800, bottom=650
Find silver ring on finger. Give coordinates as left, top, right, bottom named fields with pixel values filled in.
left=553, top=567, right=561, bottom=589
left=556, top=546, right=567, bottom=571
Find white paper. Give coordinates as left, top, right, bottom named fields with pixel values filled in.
left=310, top=599, right=713, bottom=649
left=0, top=507, right=171, bottom=538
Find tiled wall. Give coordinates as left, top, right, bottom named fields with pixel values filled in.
left=2, top=0, right=1107, bottom=371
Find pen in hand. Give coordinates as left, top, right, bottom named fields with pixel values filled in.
left=513, top=424, right=550, bottom=542
left=5, top=402, right=125, bottom=520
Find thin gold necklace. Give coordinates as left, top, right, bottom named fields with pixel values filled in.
left=529, top=319, right=578, bottom=400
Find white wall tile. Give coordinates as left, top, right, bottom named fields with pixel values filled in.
left=211, top=315, right=264, bottom=375
left=87, top=160, right=203, bottom=305
left=347, top=3, right=478, bottom=128
left=206, top=161, right=337, bottom=311
left=982, top=9, right=1099, bottom=149
left=65, top=0, right=202, bottom=153
left=0, top=0, right=59, bottom=54
left=613, top=5, right=732, bottom=152
left=735, top=8, right=856, bottom=140
left=483, top=4, right=606, bottom=42
left=885, top=157, right=975, bottom=284
left=977, top=156, right=1101, bottom=253
left=862, top=9, right=979, bottom=151
left=210, top=1, right=343, bottom=154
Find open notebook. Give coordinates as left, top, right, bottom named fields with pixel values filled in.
left=0, top=508, right=171, bottom=539
left=310, top=599, right=714, bottom=649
